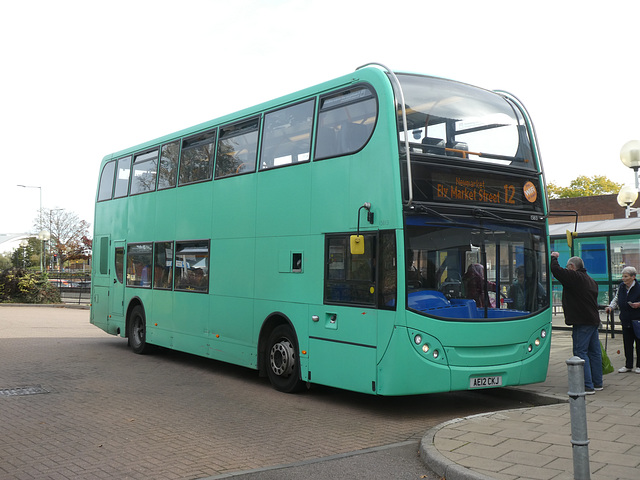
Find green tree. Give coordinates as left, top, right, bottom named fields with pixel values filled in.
left=0, top=253, right=11, bottom=271
left=547, top=175, right=622, bottom=199
left=10, top=238, right=36, bottom=269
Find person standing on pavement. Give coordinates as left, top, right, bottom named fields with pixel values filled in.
left=550, top=252, right=603, bottom=394
left=605, top=266, right=640, bottom=374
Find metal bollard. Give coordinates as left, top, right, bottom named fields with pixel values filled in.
left=566, top=356, right=591, bottom=480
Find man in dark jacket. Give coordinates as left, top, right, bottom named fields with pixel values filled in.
left=550, top=252, right=603, bottom=394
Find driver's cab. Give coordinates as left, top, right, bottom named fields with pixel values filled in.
left=405, top=219, right=548, bottom=320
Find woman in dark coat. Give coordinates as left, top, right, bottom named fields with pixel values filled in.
left=606, top=266, right=640, bottom=373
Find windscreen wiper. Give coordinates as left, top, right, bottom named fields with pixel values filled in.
left=412, top=205, right=492, bottom=231
left=472, top=207, right=545, bottom=225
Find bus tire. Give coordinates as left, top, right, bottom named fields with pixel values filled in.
left=265, top=324, right=305, bottom=393
left=128, top=305, right=151, bottom=354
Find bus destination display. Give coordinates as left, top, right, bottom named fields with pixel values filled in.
left=431, top=171, right=538, bottom=207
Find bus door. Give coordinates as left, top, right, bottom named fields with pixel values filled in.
left=309, top=231, right=396, bottom=394
left=110, top=241, right=126, bottom=322
left=90, top=235, right=111, bottom=331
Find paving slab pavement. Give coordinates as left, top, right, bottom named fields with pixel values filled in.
left=420, top=314, right=640, bottom=480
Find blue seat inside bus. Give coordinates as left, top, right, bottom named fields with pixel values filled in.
left=408, top=290, right=527, bottom=319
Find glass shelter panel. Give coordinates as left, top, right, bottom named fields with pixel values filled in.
left=610, top=236, right=640, bottom=281
left=575, top=237, right=608, bottom=282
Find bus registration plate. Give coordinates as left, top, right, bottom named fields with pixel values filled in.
left=470, top=376, right=502, bottom=388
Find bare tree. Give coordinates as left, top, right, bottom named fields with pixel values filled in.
left=33, top=208, right=91, bottom=268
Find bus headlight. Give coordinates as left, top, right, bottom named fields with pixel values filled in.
left=408, top=329, right=446, bottom=363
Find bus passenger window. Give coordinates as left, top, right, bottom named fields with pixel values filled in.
left=179, top=130, right=216, bottom=185
left=215, top=117, right=260, bottom=178
left=315, top=86, right=377, bottom=160
left=126, top=243, right=153, bottom=288
left=174, top=240, right=209, bottom=293
left=97, top=161, right=116, bottom=201
left=113, top=156, right=132, bottom=199
left=324, top=234, right=375, bottom=306
left=131, top=149, right=158, bottom=195
left=158, top=141, right=179, bottom=190
left=99, top=237, right=109, bottom=275
left=259, top=100, right=314, bottom=170
left=114, top=247, right=124, bottom=283
left=153, top=242, right=173, bottom=289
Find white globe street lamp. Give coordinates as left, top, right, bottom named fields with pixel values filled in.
left=617, top=185, right=639, bottom=218
left=620, top=140, right=640, bottom=189
left=618, top=141, right=640, bottom=217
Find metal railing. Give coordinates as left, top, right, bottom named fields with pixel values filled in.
left=49, top=272, right=91, bottom=305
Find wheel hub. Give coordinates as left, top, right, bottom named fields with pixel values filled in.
left=270, top=339, right=295, bottom=377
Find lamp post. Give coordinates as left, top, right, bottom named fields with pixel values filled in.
left=38, top=230, right=50, bottom=273
left=19, top=239, right=28, bottom=268
left=49, top=208, right=62, bottom=270
left=17, top=184, right=44, bottom=270
left=618, top=141, right=640, bottom=218
left=17, top=184, right=42, bottom=220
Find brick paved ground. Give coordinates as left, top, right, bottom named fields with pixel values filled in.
left=0, top=306, right=531, bottom=480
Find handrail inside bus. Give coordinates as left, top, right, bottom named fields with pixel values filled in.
left=357, top=62, right=413, bottom=206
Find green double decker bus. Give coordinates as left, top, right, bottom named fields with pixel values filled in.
left=91, top=63, right=551, bottom=395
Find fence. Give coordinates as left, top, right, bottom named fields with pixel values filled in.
left=49, top=272, right=91, bottom=305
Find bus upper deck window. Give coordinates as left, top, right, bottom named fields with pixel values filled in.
left=259, top=100, right=314, bottom=170
left=179, top=130, right=216, bottom=185
left=315, top=86, right=377, bottom=160
left=216, top=117, right=260, bottom=178
left=113, top=156, right=132, bottom=199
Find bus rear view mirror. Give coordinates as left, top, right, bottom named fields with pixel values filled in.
left=350, top=235, right=365, bottom=255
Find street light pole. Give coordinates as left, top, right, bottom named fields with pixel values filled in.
left=17, top=184, right=43, bottom=271
left=49, top=208, right=62, bottom=271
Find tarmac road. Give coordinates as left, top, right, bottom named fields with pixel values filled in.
left=0, top=306, right=544, bottom=479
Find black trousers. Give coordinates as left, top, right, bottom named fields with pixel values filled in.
left=621, top=325, right=640, bottom=369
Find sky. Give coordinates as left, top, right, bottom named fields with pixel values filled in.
left=2, top=0, right=639, bottom=235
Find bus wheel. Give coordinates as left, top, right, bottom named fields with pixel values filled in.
left=128, top=305, right=151, bottom=354
left=266, top=325, right=304, bottom=393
